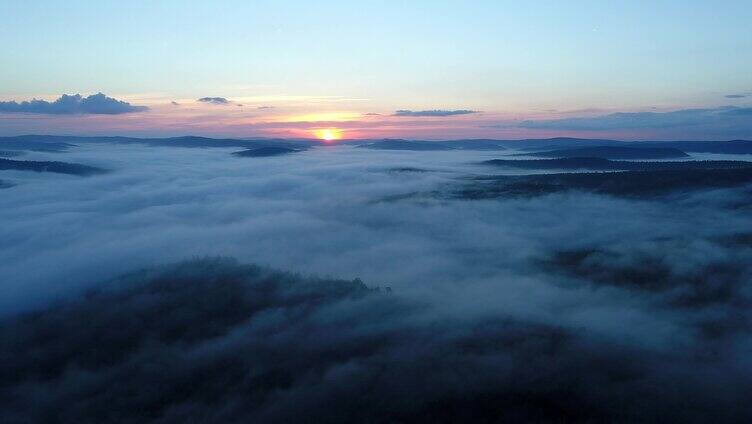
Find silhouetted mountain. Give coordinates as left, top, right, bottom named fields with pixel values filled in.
left=483, top=158, right=752, bottom=171
left=136, top=136, right=308, bottom=150
left=346, top=137, right=626, bottom=150
left=0, top=159, right=107, bottom=176
left=457, top=168, right=752, bottom=199
left=442, top=139, right=507, bottom=150
left=0, top=136, right=76, bottom=152
left=497, top=138, right=752, bottom=154
left=640, top=140, right=752, bottom=154
left=357, top=137, right=752, bottom=154
left=359, top=139, right=454, bottom=151
left=523, top=146, right=688, bottom=159
left=496, top=137, right=629, bottom=150
left=4, top=135, right=752, bottom=154
left=0, top=135, right=312, bottom=150
left=232, top=146, right=299, bottom=157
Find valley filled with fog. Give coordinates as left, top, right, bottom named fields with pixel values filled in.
left=2, top=138, right=752, bottom=422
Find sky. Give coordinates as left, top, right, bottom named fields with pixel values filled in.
left=1, top=0, right=751, bottom=140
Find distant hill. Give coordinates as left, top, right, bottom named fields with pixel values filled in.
left=358, top=139, right=454, bottom=151
left=3, top=135, right=752, bottom=154
left=232, top=147, right=300, bottom=157
left=457, top=168, right=752, bottom=199
left=132, top=136, right=308, bottom=150
left=495, top=137, right=628, bottom=150
left=484, top=158, right=752, bottom=171
left=494, top=138, right=752, bottom=154
left=639, top=140, right=752, bottom=154
left=359, top=139, right=509, bottom=151
left=0, top=137, right=76, bottom=152
left=0, top=159, right=107, bottom=176
left=0, top=135, right=312, bottom=150
left=522, top=146, right=689, bottom=159
left=357, top=137, right=752, bottom=154
left=440, top=140, right=507, bottom=150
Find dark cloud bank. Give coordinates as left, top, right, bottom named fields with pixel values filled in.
left=1, top=137, right=752, bottom=422
left=197, top=97, right=230, bottom=105
left=0, top=93, right=147, bottom=115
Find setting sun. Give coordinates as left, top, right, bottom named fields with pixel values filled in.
left=313, top=128, right=343, bottom=141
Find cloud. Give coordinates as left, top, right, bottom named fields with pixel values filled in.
left=197, top=97, right=230, bottom=105
left=393, top=109, right=478, bottom=117
left=0, top=93, right=148, bottom=115
left=257, top=106, right=275, bottom=110
left=171, top=101, right=180, bottom=106
left=505, top=106, right=752, bottom=132
left=725, top=94, right=747, bottom=99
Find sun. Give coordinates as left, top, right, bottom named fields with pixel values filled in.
left=313, top=128, right=343, bottom=142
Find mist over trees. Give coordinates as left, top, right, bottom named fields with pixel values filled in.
left=2, top=257, right=750, bottom=423
left=1, top=137, right=752, bottom=422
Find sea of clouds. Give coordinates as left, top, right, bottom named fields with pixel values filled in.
left=1, top=143, right=751, bottom=421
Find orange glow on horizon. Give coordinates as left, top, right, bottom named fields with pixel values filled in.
left=313, top=128, right=343, bottom=141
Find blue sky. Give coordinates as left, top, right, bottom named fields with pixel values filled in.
left=1, top=0, right=751, bottom=139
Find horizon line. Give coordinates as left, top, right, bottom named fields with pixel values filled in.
left=2, top=134, right=751, bottom=143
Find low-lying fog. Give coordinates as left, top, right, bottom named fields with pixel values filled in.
left=2, top=142, right=752, bottom=421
